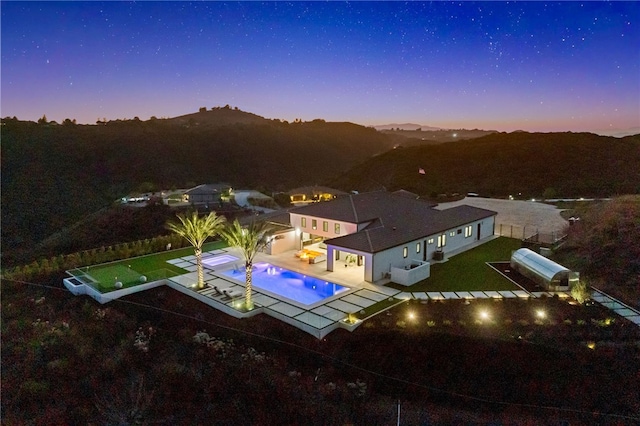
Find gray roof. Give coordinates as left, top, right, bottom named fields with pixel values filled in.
left=293, top=191, right=496, bottom=253
left=185, top=183, right=231, bottom=195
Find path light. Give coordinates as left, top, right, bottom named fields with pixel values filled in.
left=479, top=310, right=490, bottom=320
left=407, top=311, right=416, bottom=321
left=536, top=309, right=546, bottom=319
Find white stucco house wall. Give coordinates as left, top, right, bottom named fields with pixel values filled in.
left=262, top=190, right=497, bottom=286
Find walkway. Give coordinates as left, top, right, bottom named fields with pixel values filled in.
left=591, top=287, right=640, bottom=327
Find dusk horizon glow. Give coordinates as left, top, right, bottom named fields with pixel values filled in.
left=2, top=1, right=639, bottom=133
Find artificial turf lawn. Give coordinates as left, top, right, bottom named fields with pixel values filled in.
left=71, top=240, right=228, bottom=292
left=389, top=237, right=522, bottom=292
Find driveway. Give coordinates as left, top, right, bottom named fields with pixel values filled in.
left=233, top=190, right=276, bottom=213
left=436, top=197, right=568, bottom=238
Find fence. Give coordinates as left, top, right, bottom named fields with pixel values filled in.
left=495, top=223, right=566, bottom=247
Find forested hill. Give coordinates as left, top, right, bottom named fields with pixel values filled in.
left=1, top=117, right=390, bottom=252
left=329, top=132, right=640, bottom=198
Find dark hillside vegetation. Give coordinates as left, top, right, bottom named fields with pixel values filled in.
left=1, top=116, right=390, bottom=258
left=555, top=196, right=640, bottom=306
left=330, top=132, right=640, bottom=198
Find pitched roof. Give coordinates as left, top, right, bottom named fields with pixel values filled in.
left=293, top=191, right=496, bottom=253
left=185, top=183, right=231, bottom=195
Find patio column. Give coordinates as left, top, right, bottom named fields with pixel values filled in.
left=326, top=247, right=334, bottom=272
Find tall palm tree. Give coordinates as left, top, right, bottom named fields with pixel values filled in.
left=221, top=219, right=273, bottom=310
left=166, top=211, right=226, bottom=289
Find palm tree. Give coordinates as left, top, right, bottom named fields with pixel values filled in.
left=166, top=211, right=226, bottom=289
left=221, top=219, right=273, bottom=310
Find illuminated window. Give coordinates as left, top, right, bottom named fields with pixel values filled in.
left=437, top=234, right=446, bottom=248
left=312, top=219, right=317, bottom=230
left=301, top=217, right=306, bottom=228
left=464, top=225, right=473, bottom=238
left=335, top=223, right=340, bottom=234
left=416, top=243, right=421, bottom=253
left=403, top=247, right=408, bottom=258
left=428, top=238, right=434, bottom=244
left=323, top=221, right=328, bottom=232
left=450, top=231, right=456, bottom=237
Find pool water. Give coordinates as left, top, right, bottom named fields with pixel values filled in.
left=202, top=254, right=239, bottom=268
left=220, top=262, right=350, bottom=306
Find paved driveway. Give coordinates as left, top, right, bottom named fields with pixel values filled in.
left=436, top=197, right=568, bottom=237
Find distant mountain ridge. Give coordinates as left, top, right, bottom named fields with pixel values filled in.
left=373, top=123, right=441, bottom=131
left=329, top=132, right=640, bottom=199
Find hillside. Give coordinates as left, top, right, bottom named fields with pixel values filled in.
left=329, top=132, right=640, bottom=198
left=167, top=105, right=272, bottom=127
left=380, top=128, right=497, bottom=146
left=1, top=115, right=391, bottom=256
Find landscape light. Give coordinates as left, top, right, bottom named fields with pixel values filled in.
left=536, top=309, right=546, bottom=319
left=407, top=311, right=416, bottom=321
left=479, top=310, right=490, bottom=320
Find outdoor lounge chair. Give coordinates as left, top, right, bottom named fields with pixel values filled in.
left=208, top=284, right=230, bottom=296
left=223, top=289, right=243, bottom=300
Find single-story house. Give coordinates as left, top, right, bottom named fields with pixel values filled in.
left=264, top=190, right=497, bottom=285
left=182, top=184, right=232, bottom=205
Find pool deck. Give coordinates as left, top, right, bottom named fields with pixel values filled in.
left=164, top=247, right=563, bottom=339
left=167, top=248, right=405, bottom=338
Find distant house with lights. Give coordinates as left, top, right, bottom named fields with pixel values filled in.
left=287, top=185, right=348, bottom=205
left=263, top=190, right=497, bottom=286
left=182, top=183, right=232, bottom=205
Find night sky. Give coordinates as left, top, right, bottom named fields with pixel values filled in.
left=2, top=1, right=638, bottom=133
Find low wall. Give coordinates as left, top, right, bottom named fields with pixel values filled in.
left=390, top=262, right=430, bottom=286
left=63, top=277, right=165, bottom=304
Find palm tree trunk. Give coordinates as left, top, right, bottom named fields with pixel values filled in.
left=195, top=248, right=204, bottom=289
left=245, top=260, right=253, bottom=310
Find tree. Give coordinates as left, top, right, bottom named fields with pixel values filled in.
left=166, top=211, right=226, bottom=289
left=37, top=114, right=48, bottom=124
left=221, top=219, right=274, bottom=310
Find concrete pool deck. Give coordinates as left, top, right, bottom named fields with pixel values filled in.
left=164, top=248, right=573, bottom=338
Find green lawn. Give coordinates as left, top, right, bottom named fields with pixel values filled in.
left=69, top=240, right=228, bottom=292
left=389, top=237, right=522, bottom=292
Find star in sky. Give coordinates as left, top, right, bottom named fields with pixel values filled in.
left=1, top=1, right=638, bottom=133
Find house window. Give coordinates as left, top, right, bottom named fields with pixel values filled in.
left=437, top=234, right=446, bottom=248
left=416, top=243, right=421, bottom=253
left=449, top=231, right=456, bottom=237
left=301, top=217, right=306, bottom=228
left=323, top=221, right=328, bottom=232
left=312, top=219, right=317, bottom=230
left=428, top=238, right=434, bottom=244
left=464, top=225, right=473, bottom=238
left=457, top=229, right=462, bottom=234
left=403, top=247, right=408, bottom=258
left=335, top=223, right=340, bottom=234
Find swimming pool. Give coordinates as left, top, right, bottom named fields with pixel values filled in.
left=220, top=262, right=350, bottom=306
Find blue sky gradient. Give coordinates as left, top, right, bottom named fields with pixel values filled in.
left=2, top=1, right=638, bottom=132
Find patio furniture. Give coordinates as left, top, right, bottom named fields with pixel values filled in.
left=223, top=289, right=243, bottom=300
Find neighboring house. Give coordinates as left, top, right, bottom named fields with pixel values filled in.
left=264, top=190, right=497, bottom=285
left=182, top=184, right=232, bottom=205
left=287, top=185, right=348, bottom=205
